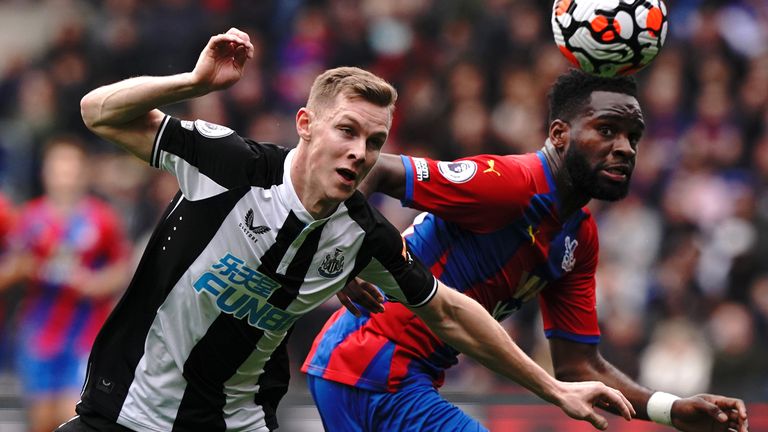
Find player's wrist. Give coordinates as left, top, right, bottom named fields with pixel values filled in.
left=647, top=391, right=681, bottom=426
left=180, top=72, right=214, bottom=97
left=543, top=378, right=569, bottom=407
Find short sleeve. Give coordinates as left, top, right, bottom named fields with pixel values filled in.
left=356, top=218, right=437, bottom=308
left=539, top=216, right=601, bottom=344
left=400, top=154, right=536, bottom=233
left=150, top=116, right=287, bottom=200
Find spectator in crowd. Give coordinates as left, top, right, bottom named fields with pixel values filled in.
left=0, top=192, right=16, bottom=372
left=0, top=136, right=130, bottom=432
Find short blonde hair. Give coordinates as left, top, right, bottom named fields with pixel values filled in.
left=306, top=67, right=398, bottom=117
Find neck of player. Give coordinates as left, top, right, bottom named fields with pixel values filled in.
left=541, top=140, right=590, bottom=220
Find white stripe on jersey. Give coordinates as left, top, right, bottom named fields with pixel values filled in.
left=118, top=272, right=217, bottom=431
left=222, top=330, right=289, bottom=430
left=116, top=159, right=372, bottom=431
left=158, top=150, right=228, bottom=201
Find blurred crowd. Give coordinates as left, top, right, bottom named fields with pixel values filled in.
left=0, top=0, right=766, bottom=423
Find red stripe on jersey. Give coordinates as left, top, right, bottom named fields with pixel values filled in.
left=324, top=327, right=390, bottom=384
left=36, top=288, right=78, bottom=357
left=78, top=299, right=113, bottom=354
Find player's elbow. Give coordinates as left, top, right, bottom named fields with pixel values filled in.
left=80, top=92, right=107, bottom=130
left=414, top=287, right=462, bottom=335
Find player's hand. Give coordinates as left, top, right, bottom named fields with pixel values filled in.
left=336, top=277, right=385, bottom=317
left=191, top=27, right=254, bottom=92
left=671, top=394, right=748, bottom=432
left=556, top=380, right=635, bottom=430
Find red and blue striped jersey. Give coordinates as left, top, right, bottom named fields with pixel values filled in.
left=11, top=196, right=128, bottom=357
left=303, top=152, right=600, bottom=391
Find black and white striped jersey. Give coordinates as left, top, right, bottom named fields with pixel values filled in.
left=77, top=116, right=438, bottom=432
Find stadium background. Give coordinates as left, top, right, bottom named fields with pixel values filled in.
left=0, top=0, right=766, bottom=430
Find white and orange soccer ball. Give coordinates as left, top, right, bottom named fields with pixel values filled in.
left=552, top=0, right=668, bottom=77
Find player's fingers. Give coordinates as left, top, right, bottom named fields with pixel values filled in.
left=226, top=27, right=251, bottom=43
left=336, top=291, right=361, bottom=317
left=730, top=399, right=748, bottom=420
left=703, top=400, right=729, bottom=423
left=586, top=411, right=609, bottom=431
left=358, top=280, right=383, bottom=301
left=729, top=414, right=748, bottom=432
left=597, top=386, right=633, bottom=420
left=357, top=281, right=384, bottom=312
left=342, top=279, right=383, bottom=312
left=349, top=289, right=381, bottom=313
left=209, top=33, right=249, bottom=53
left=615, top=388, right=635, bottom=418
left=705, top=395, right=749, bottom=424
left=245, top=40, right=255, bottom=59
left=234, top=44, right=249, bottom=67
left=208, top=33, right=238, bottom=48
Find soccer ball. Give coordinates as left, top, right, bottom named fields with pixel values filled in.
left=552, top=0, right=668, bottom=77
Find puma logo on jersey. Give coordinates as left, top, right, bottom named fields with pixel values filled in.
left=483, top=159, right=501, bottom=176
left=562, top=236, right=578, bottom=272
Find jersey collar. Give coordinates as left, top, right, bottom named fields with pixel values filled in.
left=282, top=149, right=346, bottom=225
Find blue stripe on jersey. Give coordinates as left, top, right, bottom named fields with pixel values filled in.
left=407, top=194, right=561, bottom=290
left=406, top=342, right=460, bottom=382
left=401, top=155, right=415, bottom=207
left=356, top=339, right=396, bottom=389
left=537, top=151, right=557, bottom=192
left=307, top=311, right=368, bottom=371
left=433, top=221, right=525, bottom=290
left=403, top=214, right=444, bottom=269
left=545, top=329, right=600, bottom=344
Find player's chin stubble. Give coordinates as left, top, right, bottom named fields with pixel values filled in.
left=565, top=142, right=631, bottom=202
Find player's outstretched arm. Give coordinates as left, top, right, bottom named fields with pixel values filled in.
left=80, top=28, right=254, bottom=161
left=410, top=283, right=635, bottom=430
left=357, top=153, right=406, bottom=198
left=550, top=338, right=749, bottom=431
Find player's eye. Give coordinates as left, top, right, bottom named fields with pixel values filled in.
left=339, top=126, right=354, bottom=136
left=598, top=126, right=614, bottom=137
left=367, top=138, right=384, bottom=151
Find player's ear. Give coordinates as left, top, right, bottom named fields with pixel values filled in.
left=549, top=119, right=570, bottom=150
left=296, top=108, right=313, bottom=142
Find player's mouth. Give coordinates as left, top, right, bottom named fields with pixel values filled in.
left=336, top=168, right=357, bottom=185
left=600, top=164, right=630, bottom=182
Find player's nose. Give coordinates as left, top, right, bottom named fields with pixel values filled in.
left=612, top=134, right=636, bottom=159
left=347, top=138, right=367, bottom=161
